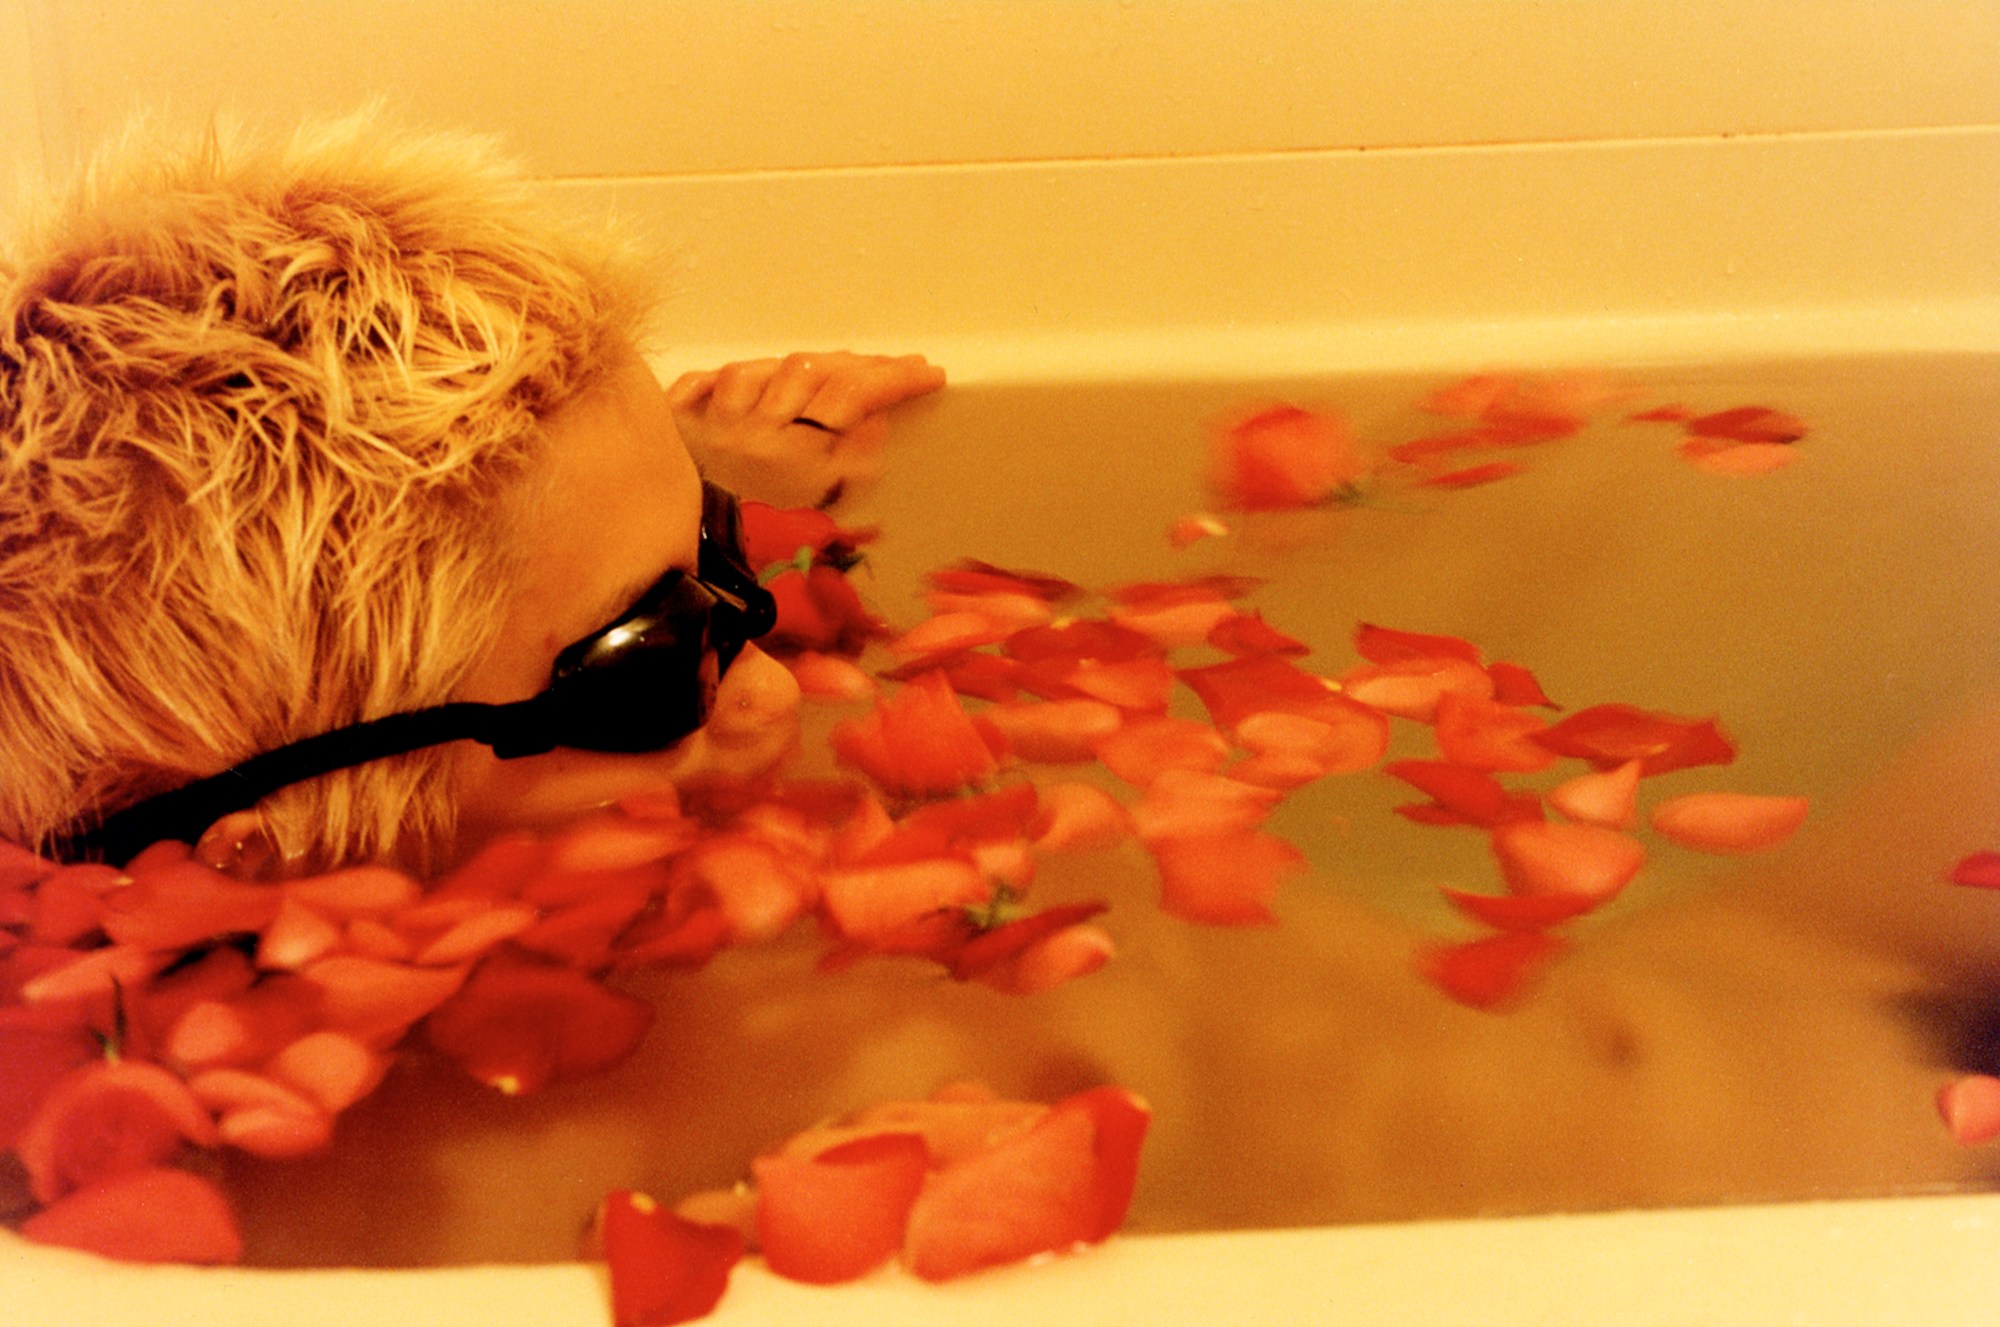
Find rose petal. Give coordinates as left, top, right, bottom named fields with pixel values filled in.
left=1209, top=404, right=1364, bottom=512
left=1948, top=851, right=2000, bottom=889
left=753, top=1132, right=931, bottom=1284
left=983, top=698, right=1125, bottom=765
left=1533, top=703, right=1736, bottom=775
left=424, top=953, right=654, bottom=1095
left=1417, top=931, right=1568, bottom=1010
left=1546, top=760, right=1642, bottom=830
left=1491, top=821, right=1647, bottom=901
left=1148, top=830, right=1303, bottom=925
left=20, top=1165, right=242, bottom=1265
left=1648, top=792, right=1808, bottom=854
left=601, top=1190, right=744, bottom=1327
left=1094, top=716, right=1232, bottom=788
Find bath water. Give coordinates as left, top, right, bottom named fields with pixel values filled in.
left=220, top=353, right=2000, bottom=1265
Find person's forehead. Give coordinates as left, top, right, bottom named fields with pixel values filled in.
left=521, top=361, right=704, bottom=639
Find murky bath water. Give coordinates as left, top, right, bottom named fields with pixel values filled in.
left=222, top=353, right=2000, bottom=1266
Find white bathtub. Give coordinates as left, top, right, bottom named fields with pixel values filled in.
left=5, top=2, right=1999, bottom=1322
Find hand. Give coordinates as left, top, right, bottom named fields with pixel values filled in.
left=667, top=351, right=945, bottom=507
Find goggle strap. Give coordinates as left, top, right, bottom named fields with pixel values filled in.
left=57, top=700, right=532, bottom=866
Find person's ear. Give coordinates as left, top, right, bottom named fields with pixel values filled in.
left=194, top=808, right=281, bottom=880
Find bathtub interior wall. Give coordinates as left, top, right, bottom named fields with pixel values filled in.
left=5, top=1, right=1997, bottom=373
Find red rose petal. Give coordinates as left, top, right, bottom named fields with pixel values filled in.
left=424, top=953, right=653, bottom=1095
left=1030, top=783, right=1133, bottom=853
left=1060, top=657, right=1177, bottom=712
left=1948, top=851, right=2000, bottom=889
left=1417, top=931, right=1568, bottom=1010
left=832, top=671, right=1003, bottom=799
left=21, top=1165, right=242, bottom=1264
left=1130, top=770, right=1281, bottom=843
left=1385, top=760, right=1541, bottom=830
left=1532, top=703, right=1736, bottom=775
left=1648, top=792, right=1808, bottom=854
left=1209, top=404, right=1364, bottom=512
left=1486, top=660, right=1558, bottom=709
left=1339, top=656, right=1495, bottom=723
left=1353, top=622, right=1484, bottom=666
left=818, top=859, right=989, bottom=944
left=753, top=1132, right=930, bottom=1284
left=1094, top=716, right=1231, bottom=788
left=298, top=955, right=468, bottom=1046
left=266, top=1030, right=389, bottom=1114
left=1148, top=830, right=1304, bottom=926
left=0, top=1007, right=101, bottom=1149
left=17, top=1058, right=219, bottom=1202
left=1434, top=692, right=1558, bottom=772
left=1685, top=405, right=1808, bottom=443
left=902, top=1087, right=1148, bottom=1281
left=1546, top=760, right=1641, bottom=830
left=601, top=1190, right=744, bottom=1327
left=1440, top=888, right=1600, bottom=931
left=983, top=699, right=1125, bottom=765
left=1420, top=461, right=1525, bottom=489
left=1491, top=821, right=1647, bottom=902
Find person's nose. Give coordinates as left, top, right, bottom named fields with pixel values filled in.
left=701, top=644, right=802, bottom=750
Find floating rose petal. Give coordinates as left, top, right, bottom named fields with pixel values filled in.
left=902, top=1087, right=1149, bottom=1281
left=1676, top=439, right=1801, bottom=476
left=1353, top=623, right=1483, bottom=667
left=886, top=610, right=1019, bottom=662
left=1486, top=661, right=1558, bottom=710
left=1435, top=692, right=1558, bottom=772
left=764, top=565, right=886, bottom=656
left=971, top=922, right=1116, bottom=996
left=17, top=1058, right=219, bottom=1203
left=1648, top=792, right=1808, bottom=854
left=831, top=671, right=1004, bottom=800
left=1385, top=760, right=1541, bottom=830
left=257, top=896, right=342, bottom=971
left=737, top=501, right=851, bottom=570
left=0, top=1007, right=101, bottom=1149
left=1167, top=512, right=1229, bottom=549
left=1339, top=656, right=1494, bottom=723
left=1421, top=373, right=1519, bottom=418
left=1546, top=760, right=1641, bottom=830
left=1491, top=821, right=1646, bottom=902
left=266, top=1030, right=389, bottom=1114
left=1060, top=657, right=1177, bottom=712
left=983, top=698, right=1125, bottom=765
left=1095, top=716, right=1231, bottom=788
left=1948, top=851, right=2000, bottom=889
left=783, top=651, right=877, bottom=701
left=818, top=859, right=989, bottom=945
left=1030, top=782, right=1133, bottom=853
left=1532, top=703, right=1736, bottom=775
left=1130, top=770, right=1282, bottom=843
left=1417, top=931, right=1568, bottom=1010
left=926, top=560, right=1082, bottom=605
left=1106, top=583, right=1240, bottom=647
left=1440, top=888, right=1599, bottom=931
left=1148, top=830, right=1303, bottom=926
left=299, top=955, right=468, bottom=1046
left=922, top=589, right=1059, bottom=633
left=282, top=866, right=420, bottom=918
left=1685, top=405, right=1808, bottom=443
left=1938, top=1074, right=2000, bottom=1146
left=20, top=1165, right=242, bottom=1265
left=1207, top=612, right=1309, bottom=658
left=98, top=858, right=280, bottom=951
left=424, top=953, right=653, bottom=1095
left=754, top=1131, right=931, bottom=1284
left=601, top=1190, right=744, bottom=1327
left=1421, top=461, right=1526, bottom=489
left=1178, top=657, right=1385, bottom=763
left=1209, top=404, right=1365, bottom=512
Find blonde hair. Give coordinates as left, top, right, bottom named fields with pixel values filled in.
left=0, top=112, right=651, bottom=868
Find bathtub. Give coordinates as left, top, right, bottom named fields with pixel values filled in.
left=6, top=1, right=2000, bottom=1322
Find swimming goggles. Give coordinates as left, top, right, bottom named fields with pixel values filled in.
left=62, top=482, right=778, bottom=865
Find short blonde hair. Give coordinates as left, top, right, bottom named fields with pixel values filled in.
left=0, top=112, right=650, bottom=868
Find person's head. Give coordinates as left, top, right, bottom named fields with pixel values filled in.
left=0, top=113, right=798, bottom=871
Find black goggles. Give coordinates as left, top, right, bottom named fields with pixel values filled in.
left=62, top=482, right=777, bottom=865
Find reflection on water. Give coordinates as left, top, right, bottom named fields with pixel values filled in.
left=227, top=354, right=2000, bottom=1265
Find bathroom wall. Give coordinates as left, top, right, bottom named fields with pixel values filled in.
left=3, top=1, right=1997, bottom=373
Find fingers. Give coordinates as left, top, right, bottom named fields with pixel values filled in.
left=668, top=351, right=944, bottom=507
